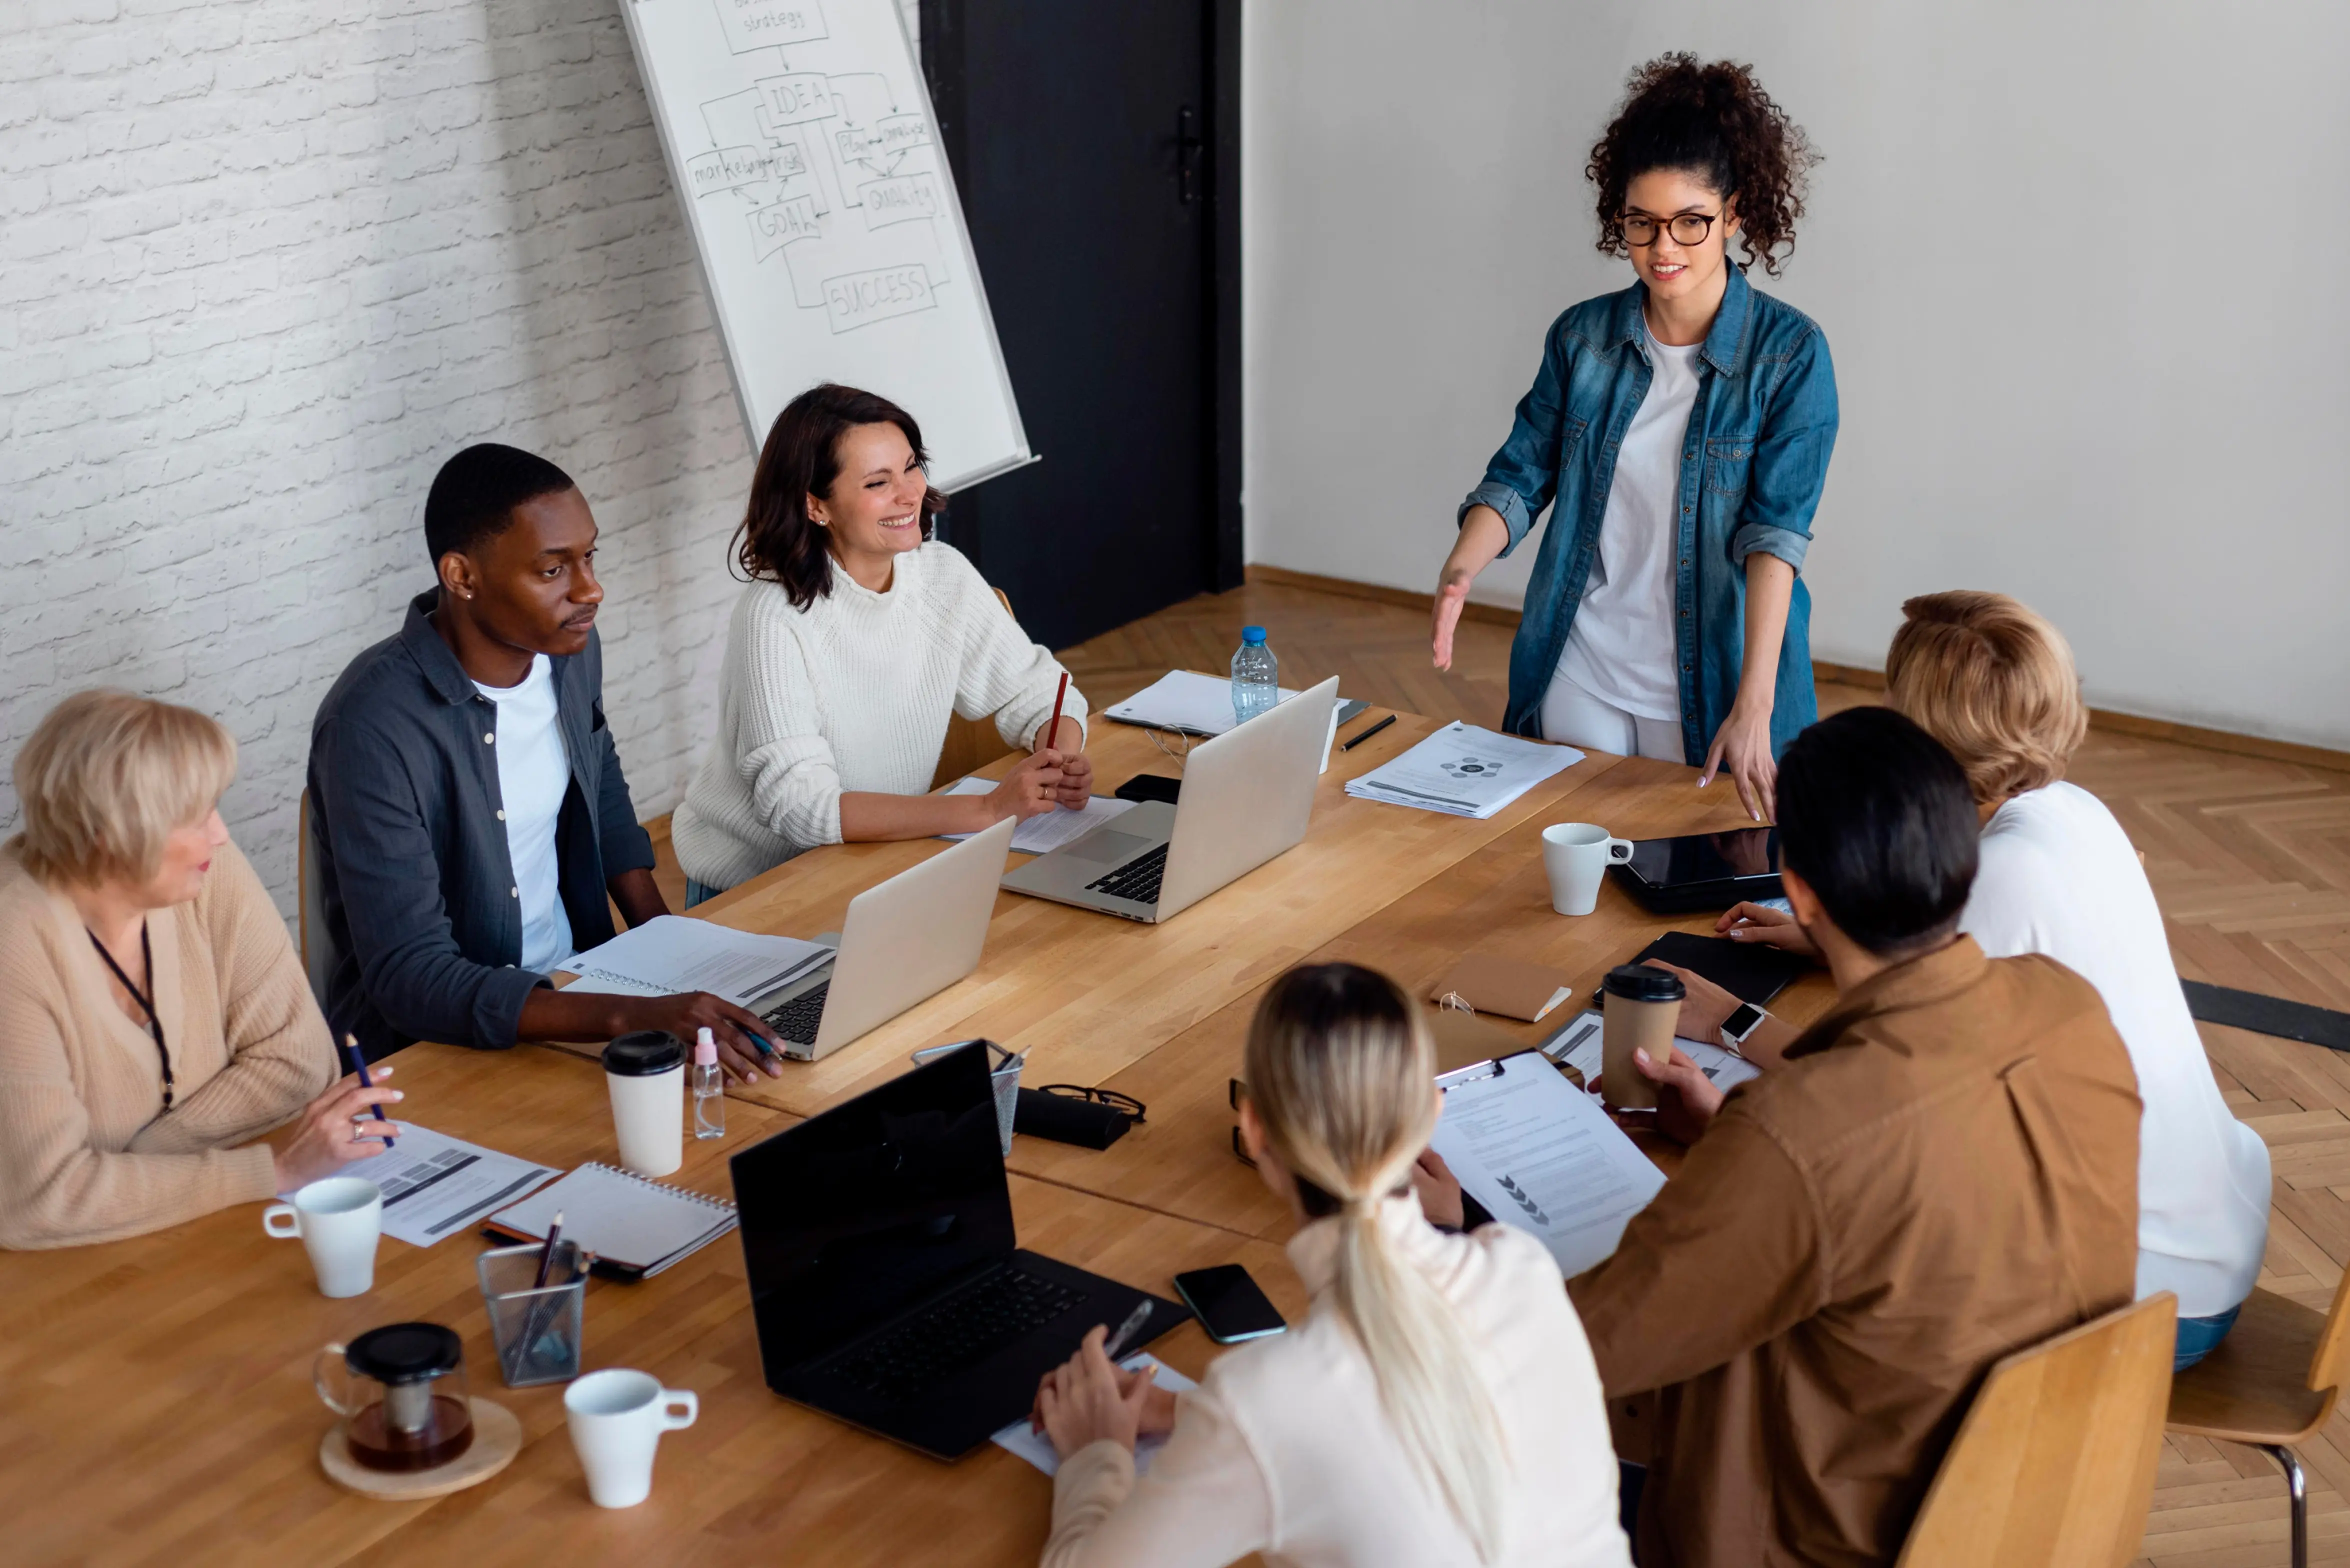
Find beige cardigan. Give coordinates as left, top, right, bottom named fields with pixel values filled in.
left=0, top=839, right=335, bottom=1248
left=1044, top=1197, right=1634, bottom=1568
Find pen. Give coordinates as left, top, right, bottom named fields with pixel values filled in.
left=1102, top=1298, right=1154, bottom=1362
left=532, top=1210, right=566, bottom=1290
left=342, top=1034, right=395, bottom=1149
left=1340, top=713, right=1397, bottom=752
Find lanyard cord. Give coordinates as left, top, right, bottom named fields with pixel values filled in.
left=88, top=924, right=174, bottom=1112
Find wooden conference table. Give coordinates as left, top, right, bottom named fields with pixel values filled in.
left=0, top=702, right=1840, bottom=1566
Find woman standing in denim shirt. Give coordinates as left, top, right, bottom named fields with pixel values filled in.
left=1432, top=56, right=1836, bottom=821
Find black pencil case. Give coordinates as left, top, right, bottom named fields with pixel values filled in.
left=1014, top=1088, right=1136, bottom=1149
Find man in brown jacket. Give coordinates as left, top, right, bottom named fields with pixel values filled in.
left=1570, top=708, right=2142, bottom=1567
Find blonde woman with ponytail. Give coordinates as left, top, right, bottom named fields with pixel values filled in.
left=1031, top=962, right=1630, bottom=1568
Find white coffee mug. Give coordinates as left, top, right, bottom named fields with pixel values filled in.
left=565, top=1368, right=699, bottom=1508
left=1540, top=822, right=1635, bottom=916
left=262, top=1176, right=382, bottom=1298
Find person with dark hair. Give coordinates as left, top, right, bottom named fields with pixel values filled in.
left=672, top=384, right=1088, bottom=901
left=1432, top=54, right=1838, bottom=822
left=310, top=444, right=786, bottom=1082
left=1562, top=708, right=2142, bottom=1566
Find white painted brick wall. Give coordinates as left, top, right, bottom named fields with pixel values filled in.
left=2, top=0, right=921, bottom=922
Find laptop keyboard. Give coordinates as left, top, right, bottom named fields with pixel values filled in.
left=760, top=980, right=830, bottom=1046
left=830, top=1265, right=1088, bottom=1404
left=1084, top=843, right=1168, bottom=906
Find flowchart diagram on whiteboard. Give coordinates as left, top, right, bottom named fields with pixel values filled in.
left=621, top=0, right=1031, bottom=489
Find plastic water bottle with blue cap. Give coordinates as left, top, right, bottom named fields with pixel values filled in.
left=1230, top=626, right=1278, bottom=726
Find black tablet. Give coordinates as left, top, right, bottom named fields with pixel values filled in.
left=1608, top=826, right=1783, bottom=913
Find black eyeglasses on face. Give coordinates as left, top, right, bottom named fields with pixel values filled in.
left=1036, top=1084, right=1146, bottom=1122
left=1622, top=211, right=1719, bottom=248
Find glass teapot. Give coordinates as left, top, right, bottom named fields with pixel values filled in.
left=314, top=1322, right=475, bottom=1472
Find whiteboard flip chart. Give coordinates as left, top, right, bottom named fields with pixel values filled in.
left=619, top=0, right=1030, bottom=488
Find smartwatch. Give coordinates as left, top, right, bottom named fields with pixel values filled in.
left=1720, top=1002, right=1767, bottom=1055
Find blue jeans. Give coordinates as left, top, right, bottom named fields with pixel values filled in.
left=2176, top=1304, right=2241, bottom=1372
left=684, top=878, right=720, bottom=909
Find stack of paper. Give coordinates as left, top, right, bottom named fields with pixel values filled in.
left=936, top=778, right=1138, bottom=854
left=1538, top=1008, right=1762, bottom=1096
left=1104, top=670, right=1299, bottom=737
left=558, top=915, right=832, bottom=1007
left=1345, top=722, right=1581, bottom=819
left=310, top=1124, right=561, bottom=1248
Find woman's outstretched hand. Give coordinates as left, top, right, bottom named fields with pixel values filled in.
left=1699, top=702, right=1777, bottom=822
left=1430, top=568, right=1474, bottom=672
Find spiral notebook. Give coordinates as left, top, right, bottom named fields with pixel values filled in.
left=486, top=1164, right=738, bottom=1280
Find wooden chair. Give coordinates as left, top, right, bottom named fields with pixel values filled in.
left=928, top=587, right=1026, bottom=790
left=1896, top=1292, right=2176, bottom=1568
left=2166, top=1270, right=2350, bottom=1568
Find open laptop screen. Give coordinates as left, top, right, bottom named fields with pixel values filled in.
left=732, top=1044, right=1015, bottom=1369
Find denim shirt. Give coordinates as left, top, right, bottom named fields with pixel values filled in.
left=1461, top=266, right=1838, bottom=761
left=308, top=590, right=656, bottom=1059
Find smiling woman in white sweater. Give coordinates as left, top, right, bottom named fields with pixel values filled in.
left=672, top=385, right=1090, bottom=899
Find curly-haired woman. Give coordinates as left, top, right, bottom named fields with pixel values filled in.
left=671, top=384, right=1089, bottom=902
left=1432, top=55, right=1836, bottom=820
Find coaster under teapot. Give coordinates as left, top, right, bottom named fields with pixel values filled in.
left=320, top=1396, right=522, bottom=1500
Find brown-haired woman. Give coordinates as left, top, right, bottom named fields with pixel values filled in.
left=1434, top=54, right=1836, bottom=824
left=1028, top=962, right=1630, bottom=1567
left=672, top=384, right=1090, bottom=901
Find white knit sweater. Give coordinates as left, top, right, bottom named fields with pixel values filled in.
left=672, top=543, right=1088, bottom=891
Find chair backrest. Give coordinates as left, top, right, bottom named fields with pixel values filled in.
left=929, top=587, right=1025, bottom=791
left=2306, top=1266, right=2350, bottom=1396
left=1896, top=1292, right=2176, bottom=1568
left=296, top=790, right=332, bottom=1010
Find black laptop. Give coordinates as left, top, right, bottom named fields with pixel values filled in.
left=730, top=1042, right=1188, bottom=1460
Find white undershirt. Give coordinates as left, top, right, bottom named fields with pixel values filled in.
left=474, top=654, right=575, bottom=976
left=1962, top=782, right=2272, bottom=1318
left=1553, top=330, right=1701, bottom=724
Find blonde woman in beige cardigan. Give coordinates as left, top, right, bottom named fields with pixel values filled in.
left=1030, top=962, right=1632, bottom=1568
left=0, top=691, right=398, bottom=1249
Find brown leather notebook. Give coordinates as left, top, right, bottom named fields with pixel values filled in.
left=1428, top=953, right=1574, bottom=1024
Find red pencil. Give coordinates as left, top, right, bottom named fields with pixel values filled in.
left=1045, top=671, right=1070, bottom=754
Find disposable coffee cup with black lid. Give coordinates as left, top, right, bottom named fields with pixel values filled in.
left=1600, top=964, right=1686, bottom=1112
left=603, top=1031, right=685, bottom=1176
left=1602, top=964, right=1687, bottom=1004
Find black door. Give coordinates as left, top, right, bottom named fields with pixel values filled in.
left=923, top=0, right=1240, bottom=652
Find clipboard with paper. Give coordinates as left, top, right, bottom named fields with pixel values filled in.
left=1430, top=1052, right=1667, bottom=1278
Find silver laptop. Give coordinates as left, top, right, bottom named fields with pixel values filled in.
left=750, top=814, right=1016, bottom=1061
left=1002, top=676, right=1340, bottom=922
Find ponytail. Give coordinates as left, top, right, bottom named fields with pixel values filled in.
left=1244, top=964, right=1510, bottom=1562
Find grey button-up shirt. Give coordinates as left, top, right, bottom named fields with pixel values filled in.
left=308, top=590, right=656, bottom=1059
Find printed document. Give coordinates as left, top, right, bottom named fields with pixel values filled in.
left=938, top=778, right=1138, bottom=854
left=1430, top=1052, right=1666, bottom=1278
left=558, top=915, right=833, bottom=1006
left=1538, top=1008, right=1762, bottom=1096
left=991, top=1355, right=1198, bottom=1476
left=306, top=1124, right=562, bottom=1248
left=1104, top=670, right=1300, bottom=736
left=1346, top=722, right=1581, bottom=819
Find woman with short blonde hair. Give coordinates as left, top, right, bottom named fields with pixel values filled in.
left=0, top=690, right=395, bottom=1249
left=1708, top=592, right=2270, bottom=1370
left=1882, top=589, right=2090, bottom=804
left=1028, top=962, right=1630, bottom=1567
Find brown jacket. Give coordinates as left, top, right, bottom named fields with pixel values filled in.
left=1568, top=938, right=2142, bottom=1568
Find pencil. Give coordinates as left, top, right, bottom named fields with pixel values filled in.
left=342, top=1034, right=396, bottom=1148
left=1046, top=670, right=1070, bottom=754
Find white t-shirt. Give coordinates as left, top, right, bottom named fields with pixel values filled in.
left=1962, top=781, right=2271, bottom=1318
left=1553, top=330, right=1702, bottom=724
left=474, top=654, right=576, bottom=976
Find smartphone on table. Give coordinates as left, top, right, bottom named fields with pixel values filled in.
left=1172, top=1264, right=1286, bottom=1345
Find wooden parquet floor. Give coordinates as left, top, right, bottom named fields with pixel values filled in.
left=652, top=574, right=2350, bottom=1566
